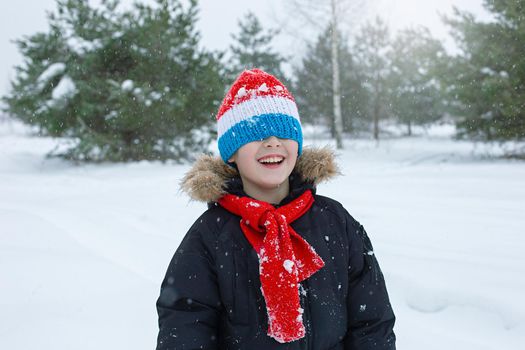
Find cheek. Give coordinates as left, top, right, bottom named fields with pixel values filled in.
left=238, top=152, right=255, bottom=165
left=235, top=153, right=258, bottom=176
left=288, top=155, right=298, bottom=168
left=286, top=142, right=299, bottom=159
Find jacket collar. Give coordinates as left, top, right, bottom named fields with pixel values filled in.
left=180, top=147, right=340, bottom=204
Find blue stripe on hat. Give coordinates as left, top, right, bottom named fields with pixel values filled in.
left=218, top=113, right=303, bottom=163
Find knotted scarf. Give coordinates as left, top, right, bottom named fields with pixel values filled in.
left=218, top=189, right=325, bottom=343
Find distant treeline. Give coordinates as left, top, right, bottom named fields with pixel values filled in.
left=3, top=0, right=524, bottom=162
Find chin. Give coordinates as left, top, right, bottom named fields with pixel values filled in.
left=259, top=178, right=287, bottom=189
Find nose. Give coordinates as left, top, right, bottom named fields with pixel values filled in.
left=263, top=136, right=281, bottom=147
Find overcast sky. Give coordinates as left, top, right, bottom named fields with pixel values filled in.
left=0, top=0, right=492, bottom=98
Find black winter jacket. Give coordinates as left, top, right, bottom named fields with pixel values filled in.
left=156, top=148, right=396, bottom=350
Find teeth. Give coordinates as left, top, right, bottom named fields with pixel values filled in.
left=259, top=157, right=284, bottom=164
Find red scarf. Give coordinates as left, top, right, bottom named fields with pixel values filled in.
left=218, top=189, right=325, bottom=343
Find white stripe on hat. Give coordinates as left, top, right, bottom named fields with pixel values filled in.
left=217, top=95, right=300, bottom=137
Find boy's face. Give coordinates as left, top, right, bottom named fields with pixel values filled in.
left=228, top=136, right=298, bottom=192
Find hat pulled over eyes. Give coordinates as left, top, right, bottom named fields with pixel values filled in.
left=216, top=68, right=303, bottom=163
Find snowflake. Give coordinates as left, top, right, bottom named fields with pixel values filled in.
left=258, top=83, right=269, bottom=92
left=236, top=86, right=247, bottom=98
left=283, top=259, right=294, bottom=273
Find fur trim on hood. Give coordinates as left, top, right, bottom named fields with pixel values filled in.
left=180, top=147, right=341, bottom=203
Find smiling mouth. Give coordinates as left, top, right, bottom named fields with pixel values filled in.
left=258, top=156, right=285, bottom=165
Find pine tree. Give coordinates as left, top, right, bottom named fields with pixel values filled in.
left=3, top=0, right=225, bottom=162
left=443, top=0, right=525, bottom=142
left=353, top=17, right=391, bottom=140
left=387, top=27, right=446, bottom=135
left=228, top=12, right=286, bottom=81
left=293, top=25, right=367, bottom=134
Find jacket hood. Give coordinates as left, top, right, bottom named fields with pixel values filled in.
left=180, top=147, right=341, bottom=203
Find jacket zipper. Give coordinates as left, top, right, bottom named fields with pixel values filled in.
left=302, top=279, right=313, bottom=350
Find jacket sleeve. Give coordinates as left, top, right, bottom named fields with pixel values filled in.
left=343, top=213, right=396, bottom=350
left=156, top=223, right=221, bottom=350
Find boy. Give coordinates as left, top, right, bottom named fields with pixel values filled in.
left=156, top=69, right=396, bottom=349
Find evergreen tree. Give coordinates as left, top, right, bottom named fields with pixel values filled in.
left=228, top=12, right=286, bottom=80
left=3, top=0, right=225, bottom=162
left=387, top=27, right=446, bottom=135
left=293, top=25, right=367, bottom=134
left=443, top=0, right=525, bottom=141
left=353, top=17, right=391, bottom=140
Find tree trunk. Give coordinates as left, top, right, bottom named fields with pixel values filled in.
left=373, top=73, right=380, bottom=141
left=373, top=100, right=380, bottom=140
left=331, top=0, right=344, bottom=149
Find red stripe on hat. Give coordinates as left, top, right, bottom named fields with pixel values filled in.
left=216, top=69, right=295, bottom=120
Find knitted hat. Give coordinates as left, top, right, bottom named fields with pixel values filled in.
left=216, top=68, right=303, bottom=163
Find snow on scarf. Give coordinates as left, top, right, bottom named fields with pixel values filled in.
left=218, top=189, right=325, bottom=343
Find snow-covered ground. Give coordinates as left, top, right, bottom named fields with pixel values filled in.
left=1, top=119, right=524, bottom=349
